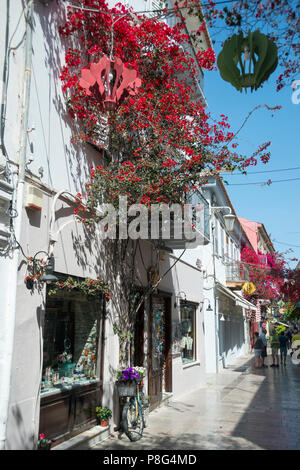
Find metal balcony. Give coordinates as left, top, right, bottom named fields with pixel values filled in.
left=225, top=260, right=249, bottom=289
left=151, top=192, right=210, bottom=250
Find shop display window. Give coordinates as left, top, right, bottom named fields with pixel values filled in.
left=41, top=289, right=102, bottom=396
left=180, top=302, right=196, bottom=364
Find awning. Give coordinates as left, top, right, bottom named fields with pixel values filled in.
left=216, top=282, right=257, bottom=312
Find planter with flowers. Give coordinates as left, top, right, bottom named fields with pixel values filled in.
left=37, top=433, right=55, bottom=450
left=95, top=407, right=112, bottom=427
left=116, top=366, right=146, bottom=397
left=132, top=366, right=146, bottom=386
left=48, top=276, right=111, bottom=301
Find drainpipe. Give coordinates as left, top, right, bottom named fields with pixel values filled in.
left=0, top=0, right=34, bottom=450
left=211, top=222, right=219, bottom=373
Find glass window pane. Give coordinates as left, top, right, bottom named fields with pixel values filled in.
left=42, top=291, right=102, bottom=395
left=180, top=303, right=196, bottom=364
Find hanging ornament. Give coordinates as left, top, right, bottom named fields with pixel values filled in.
left=217, top=30, right=278, bottom=92
left=79, top=55, right=142, bottom=112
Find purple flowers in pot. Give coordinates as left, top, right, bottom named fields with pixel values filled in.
left=117, top=367, right=140, bottom=382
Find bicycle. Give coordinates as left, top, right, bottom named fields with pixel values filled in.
left=120, top=378, right=146, bottom=442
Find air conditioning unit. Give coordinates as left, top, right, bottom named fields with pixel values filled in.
left=25, top=184, right=43, bottom=210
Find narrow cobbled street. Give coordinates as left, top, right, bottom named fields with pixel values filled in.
left=87, top=353, right=300, bottom=451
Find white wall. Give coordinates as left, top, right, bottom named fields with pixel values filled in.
left=2, top=1, right=121, bottom=449
left=159, top=253, right=207, bottom=397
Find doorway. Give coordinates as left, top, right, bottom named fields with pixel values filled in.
left=149, top=294, right=172, bottom=411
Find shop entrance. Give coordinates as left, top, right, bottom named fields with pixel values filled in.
left=149, top=294, right=172, bottom=411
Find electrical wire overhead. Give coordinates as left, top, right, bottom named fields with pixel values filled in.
left=221, top=166, right=300, bottom=176
left=66, top=0, right=235, bottom=16
left=226, top=177, right=300, bottom=186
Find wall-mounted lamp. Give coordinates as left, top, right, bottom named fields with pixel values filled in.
left=211, top=206, right=236, bottom=232
left=200, top=297, right=213, bottom=312
left=223, top=213, right=236, bottom=232
left=174, top=291, right=187, bottom=309
left=26, top=251, right=59, bottom=290
left=41, top=254, right=59, bottom=284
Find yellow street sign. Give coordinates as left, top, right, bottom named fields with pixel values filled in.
left=242, top=282, right=256, bottom=295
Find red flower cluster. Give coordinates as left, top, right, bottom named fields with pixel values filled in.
left=241, top=246, right=287, bottom=301
left=58, top=1, right=275, bottom=214
left=196, top=48, right=216, bottom=71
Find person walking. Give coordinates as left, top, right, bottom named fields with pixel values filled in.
left=279, top=331, right=288, bottom=366
left=286, top=329, right=293, bottom=350
left=253, top=332, right=264, bottom=368
left=269, top=329, right=280, bottom=367
left=260, top=328, right=268, bottom=368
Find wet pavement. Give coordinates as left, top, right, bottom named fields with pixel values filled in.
left=85, top=352, right=300, bottom=450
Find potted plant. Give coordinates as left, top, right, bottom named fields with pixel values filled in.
left=95, top=407, right=112, bottom=427
left=37, top=433, right=55, bottom=450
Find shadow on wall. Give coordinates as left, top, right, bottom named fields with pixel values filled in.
left=34, top=1, right=103, bottom=195
left=71, top=223, right=106, bottom=275
left=7, top=404, right=36, bottom=450
left=32, top=2, right=109, bottom=277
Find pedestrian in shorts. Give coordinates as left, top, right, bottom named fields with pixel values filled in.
left=253, top=332, right=264, bottom=368
left=270, top=329, right=280, bottom=368
left=260, top=328, right=268, bottom=368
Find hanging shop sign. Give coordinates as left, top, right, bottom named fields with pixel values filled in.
left=242, top=281, right=256, bottom=295
left=217, top=30, right=278, bottom=92
left=79, top=55, right=141, bottom=112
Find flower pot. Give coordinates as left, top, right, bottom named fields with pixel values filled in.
left=100, top=420, right=108, bottom=427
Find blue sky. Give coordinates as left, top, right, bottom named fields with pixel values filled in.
left=204, top=43, right=300, bottom=269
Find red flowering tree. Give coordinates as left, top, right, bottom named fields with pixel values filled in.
left=173, top=0, right=299, bottom=91
left=280, top=266, right=300, bottom=319
left=58, top=0, right=277, bottom=364
left=241, top=246, right=287, bottom=302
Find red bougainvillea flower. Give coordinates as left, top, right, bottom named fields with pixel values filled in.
left=58, top=1, right=277, bottom=218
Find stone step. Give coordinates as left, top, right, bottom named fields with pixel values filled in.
left=52, top=425, right=110, bottom=451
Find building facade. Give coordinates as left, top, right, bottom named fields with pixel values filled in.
left=193, top=176, right=257, bottom=372
left=0, top=0, right=212, bottom=450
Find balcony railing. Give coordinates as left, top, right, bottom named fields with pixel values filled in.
left=151, top=192, right=210, bottom=250
left=225, top=260, right=249, bottom=285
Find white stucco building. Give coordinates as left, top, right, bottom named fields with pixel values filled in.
left=0, top=0, right=213, bottom=450
left=197, top=176, right=257, bottom=372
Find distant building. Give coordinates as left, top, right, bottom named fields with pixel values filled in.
left=238, top=217, right=275, bottom=255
